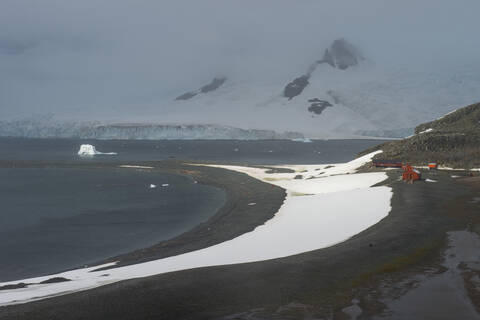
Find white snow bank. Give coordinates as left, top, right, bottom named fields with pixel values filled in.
left=425, top=179, right=437, bottom=183
left=0, top=150, right=391, bottom=306
left=119, top=165, right=154, bottom=169
left=77, top=144, right=117, bottom=156
left=291, top=138, right=313, bottom=143
left=209, top=150, right=383, bottom=195
left=419, top=128, right=434, bottom=134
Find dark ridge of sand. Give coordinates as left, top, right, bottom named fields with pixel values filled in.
left=1, top=168, right=479, bottom=319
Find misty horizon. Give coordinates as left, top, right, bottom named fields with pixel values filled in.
left=1, top=0, right=480, bottom=138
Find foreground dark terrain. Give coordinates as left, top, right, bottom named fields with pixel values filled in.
left=1, top=166, right=479, bottom=319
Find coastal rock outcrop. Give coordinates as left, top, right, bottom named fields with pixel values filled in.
left=361, top=102, right=480, bottom=168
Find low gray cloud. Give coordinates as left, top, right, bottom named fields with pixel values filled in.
left=1, top=0, right=479, bottom=119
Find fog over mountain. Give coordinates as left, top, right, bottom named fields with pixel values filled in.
left=1, top=0, right=480, bottom=138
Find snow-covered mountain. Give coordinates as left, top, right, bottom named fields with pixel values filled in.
left=2, top=38, right=479, bottom=140
left=157, top=39, right=479, bottom=139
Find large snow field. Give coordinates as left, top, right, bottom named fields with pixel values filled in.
left=0, top=151, right=391, bottom=305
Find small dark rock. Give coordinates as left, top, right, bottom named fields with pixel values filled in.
left=294, top=175, right=303, bottom=179
left=175, top=77, right=226, bottom=101
left=0, top=282, right=29, bottom=290
left=40, top=277, right=71, bottom=284
left=200, top=77, right=226, bottom=93
left=308, top=100, right=333, bottom=115
left=175, top=91, right=198, bottom=101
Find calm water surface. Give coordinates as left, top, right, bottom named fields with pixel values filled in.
left=0, top=137, right=384, bottom=281
left=0, top=168, right=224, bottom=281
left=0, top=137, right=384, bottom=164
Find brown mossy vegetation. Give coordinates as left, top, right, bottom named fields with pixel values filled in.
left=360, top=102, right=480, bottom=169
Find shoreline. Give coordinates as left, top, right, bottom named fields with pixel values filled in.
left=0, top=152, right=390, bottom=306
left=1, top=160, right=479, bottom=318
left=0, top=159, right=286, bottom=277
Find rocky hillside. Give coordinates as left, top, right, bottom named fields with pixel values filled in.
left=361, top=102, right=480, bottom=169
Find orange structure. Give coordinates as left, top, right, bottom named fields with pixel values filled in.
left=402, top=165, right=421, bottom=183
left=428, top=162, right=438, bottom=170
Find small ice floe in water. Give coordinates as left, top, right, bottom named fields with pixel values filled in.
left=234, top=148, right=239, bottom=152
left=149, top=184, right=156, bottom=189
left=77, top=144, right=117, bottom=156
left=268, top=150, right=273, bottom=153
left=119, top=165, right=154, bottom=169
left=248, top=202, right=256, bottom=206
left=291, top=138, right=313, bottom=143
left=161, top=184, right=169, bottom=187
left=425, top=179, right=437, bottom=183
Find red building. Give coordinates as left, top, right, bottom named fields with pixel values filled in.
left=428, top=162, right=438, bottom=170
left=402, top=165, right=421, bottom=182
left=372, top=159, right=403, bottom=168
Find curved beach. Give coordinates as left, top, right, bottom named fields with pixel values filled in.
left=1, top=155, right=478, bottom=319
left=0, top=151, right=391, bottom=306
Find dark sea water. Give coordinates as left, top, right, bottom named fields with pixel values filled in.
left=0, top=137, right=384, bottom=164
left=0, top=168, right=225, bottom=282
left=0, top=137, right=384, bottom=282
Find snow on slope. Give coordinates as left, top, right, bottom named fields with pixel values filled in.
left=2, top=40, right=479, bottom=139
left=0, top=151, right=390, bottom=305
left=162, top=62, right=480, bottom=139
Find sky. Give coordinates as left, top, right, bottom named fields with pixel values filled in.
left=1, top=0, right=480, bottom=120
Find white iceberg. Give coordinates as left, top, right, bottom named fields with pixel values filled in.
left=77, top=144, right=117, bottom=156
left=149, top=184, right=156, bottom=189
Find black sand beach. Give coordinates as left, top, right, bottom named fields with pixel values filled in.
left=1, top=161, right=479, bottom=319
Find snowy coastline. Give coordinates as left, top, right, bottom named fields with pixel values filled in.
left=0, top=151, right=391, bottom=306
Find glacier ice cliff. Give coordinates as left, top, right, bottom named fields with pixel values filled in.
left=0, top=120, right=305, bottom=140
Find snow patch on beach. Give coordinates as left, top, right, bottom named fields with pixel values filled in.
left=418, top=128, right=434, bottom=134
left=119, top=165, right=154, bottom=169
left=77, top=144, right=117, bottom=156
left=0, top=151, right=391, bottom=306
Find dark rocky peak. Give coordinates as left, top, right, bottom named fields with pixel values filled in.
left=317, top=39, right=364, bottom=70
left=283, top=75, right=310, bottom=100
left=282, top=38, right=363, bottom=100
left=320, top=49, right=335, bottom=67
left=175, top=77, right=227, bottom=101
left=329, top=38, right=363, bottom=70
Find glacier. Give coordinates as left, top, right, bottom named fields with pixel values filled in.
left=0, top=120, right=305, bottom=140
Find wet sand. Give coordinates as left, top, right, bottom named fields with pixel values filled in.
left=0, top=164, right=479, bottom=319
